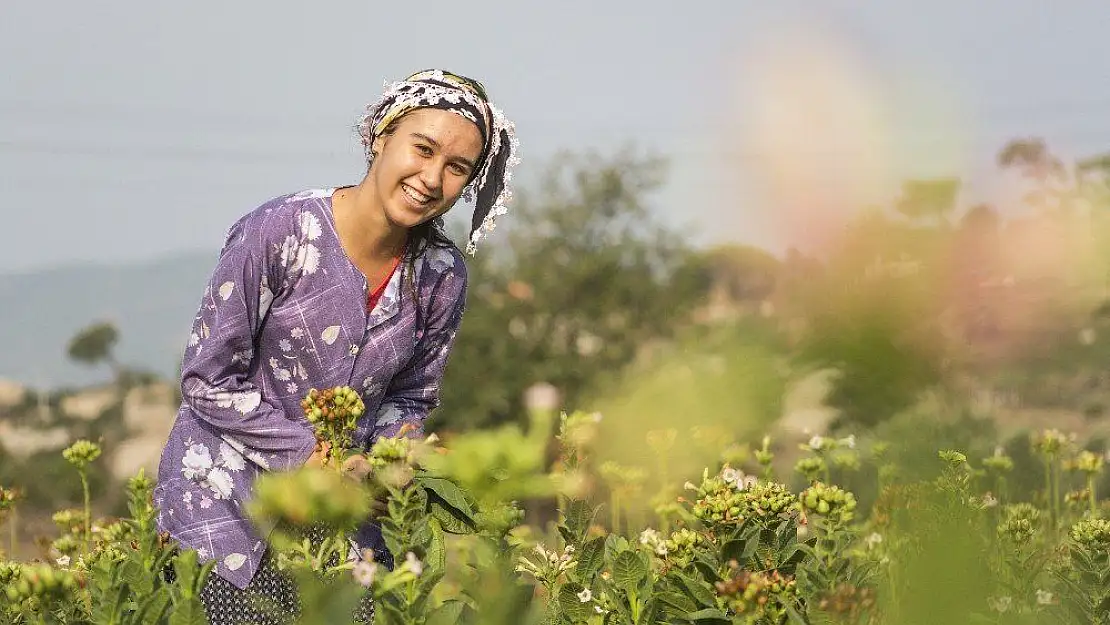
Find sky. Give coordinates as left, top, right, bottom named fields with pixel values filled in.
left=3, top=1, right=1110, bottom=275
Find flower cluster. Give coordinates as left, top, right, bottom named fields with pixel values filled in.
left=715, top=568, right=797, bottom=618
left=514, top=543, right=577, bottom=587
left=1067, top=450, right=1104, bottom=475
left=3, top=564, right=80, bottom=602
left=739, top=481, right=797, bottom=521
left=689, top=468, right=749, bottom=525
left=800, top=483, right=857, bottom=525
left=794, top=457, right=826, bottom=482
left=1032, top=429, right=1071, bottom=457
left=62, top=440, right=102, bottom=470
left=302, top=386, right=365, bottom=453
left=997, top=503, right=1041, bottom=543
left=662, top=528, right=702, bottom=568
left=816, top=583, right=877, bottom=620
left=1069, top=517, right=1110, bottom=550
left=983, top=448, right=1015, bottom=474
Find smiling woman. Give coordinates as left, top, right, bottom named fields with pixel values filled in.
left=150, top=69, right=519, bottom=625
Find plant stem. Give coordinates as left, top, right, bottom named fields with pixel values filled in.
left=1089, top=474, right=1098, bottom=516
left=80, top=469, right=91, bottom=557
left=1044, top=461, right=1054, bottom=529
left=9, top=506, right=16, bottom=560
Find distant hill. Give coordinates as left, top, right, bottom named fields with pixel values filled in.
left=0, top=251, right=219, bottom=388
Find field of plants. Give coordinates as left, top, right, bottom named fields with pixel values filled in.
left=3, top=385, right=1110, bottom=625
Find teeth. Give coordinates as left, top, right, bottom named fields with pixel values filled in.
left=403, top=185, right=432, bottom=204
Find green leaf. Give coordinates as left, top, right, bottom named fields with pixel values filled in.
left=430, top=497, right=477, bottom=534
left=785, top=604, right=811, bottom=625
left=672, top=571, right=716, bottom=607
left=562, top=500, right=596, bottom=543
left=426, top=517, right=446, bottom=572
left=428, top=600, right=467, bottom=625
left=658, top=591, right=698, bottom=612
left=575, top=536, right=606, bottom=579
left=604, top=534, right=629, bottom=562
left=683, top=607, right=730, bottom=624
left=611, top=551, right=648, bottom=593
left=558, top=583, right=597, bottom=622
left=420, top=477, right=476, bottom=518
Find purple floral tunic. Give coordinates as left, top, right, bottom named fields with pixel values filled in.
left=153, top=188, right=467, bottom=589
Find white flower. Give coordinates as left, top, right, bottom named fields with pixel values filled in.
left=205, top=468, right=234, bottom=499
left=259, top=281, right=274, bottom=319
left=218, top=281, right=236, bottom=300
left=1036, top=589, right=1054, bottom=605
left=279, top=339, right=292, bottom=352
left=989, top=596, right=1013, bottom=613
left=376, top=403, right=404, bottom=425
left=721, top=467, right=741, bottom=484
left=352, top=560, right=377, bottom=587
left=279, top=235, right=300, bottom=266
left=291, top=327, right=304, bottom=339
left=56, top=555, right=71, bottom=567
left=223, top=553, right=247, bottom=571
left=291, top=243, right=321, bottom=275
left=183, top=491, right=192, bottom=504
left=286, top=382, right=299, bottom=394
left=808, top=435, right=825, bottom=451
left=864, top=532, right=883, bottom=549
left=404, top=552, right=423, bottom=576
left=246, top=451, right=271, bottom=470
left=839, top=435, right=856, bottom=449
left=321, top=325, right=341, bottom=345
left=426, top=247, right=456, bottom=274
left=577, top=588, right=593, bottom=602
left=595, top=605, right=606, bottom=614
left=215, top=390, right=261, bottom=415
left=199, top=496, right=212, bottom=509
left=182, top=444, right=213, bottom=480
left=219, top=442, right=246, bottom=472
left=187, top=332, right=200, bottom=347
left=197, top=548, right=209, bottom=559
left=299, top=212, right=322, bottom=241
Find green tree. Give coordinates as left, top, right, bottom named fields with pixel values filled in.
left=66, top=321, right=121, bottom=379
left=435, top=149, right=703, bottom=431
left=895, top=178, right=961, bottom=225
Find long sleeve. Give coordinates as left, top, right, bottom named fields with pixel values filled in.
left=179, top=207, right=317, bottom=470
left=371, top=251, right=468, bottom=441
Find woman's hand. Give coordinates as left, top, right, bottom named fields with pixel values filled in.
left=305, top=440, right=332, bottom=468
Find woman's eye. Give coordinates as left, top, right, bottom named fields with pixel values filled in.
left=449, top=164, right=469, bottom=176
left=416, top=144, right=433, bottom=156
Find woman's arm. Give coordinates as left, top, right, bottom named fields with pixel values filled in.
left=179, top=206, right=317, bottom=470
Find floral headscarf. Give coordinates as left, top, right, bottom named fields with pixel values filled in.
left=357, top=69, right=520, bottom=255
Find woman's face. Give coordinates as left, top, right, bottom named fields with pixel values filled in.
left=369, top=108, right=484, bottom=231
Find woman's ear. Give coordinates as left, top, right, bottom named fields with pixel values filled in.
left=371, top=134, right=387, bottom=158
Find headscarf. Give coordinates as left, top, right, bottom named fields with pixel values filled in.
left=356, top=69, right=520, bottom=255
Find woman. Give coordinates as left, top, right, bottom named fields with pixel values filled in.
left=152, top=69, right=519, bottom=623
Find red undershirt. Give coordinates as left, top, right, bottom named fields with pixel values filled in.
left=367, top=254, right=403, bottom=313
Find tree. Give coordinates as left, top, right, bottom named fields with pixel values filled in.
left=895, top=178, right=961, bottom=225
left=434, top=149, right=705, bottom=431
left=66, top=321, right=121, bottom=379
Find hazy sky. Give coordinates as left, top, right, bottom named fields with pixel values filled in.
left=4, top=1, right=1110, bottom=274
